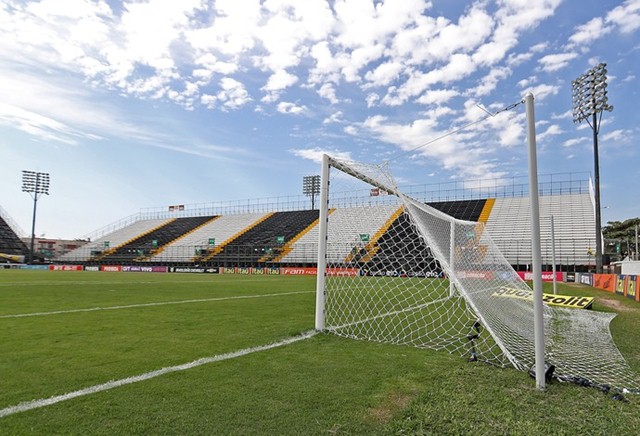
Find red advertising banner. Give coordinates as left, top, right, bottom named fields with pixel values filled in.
left=49, top=265, right=83, bottom=271
left=283, top=267, right=316, bottom=275
left=517, top=271, right=563, bottom=282
left=593, top=274, right=616, bottom=292
left=282, top=267, right=359, bottom=276
left=100, top=265, right=123, bottom=272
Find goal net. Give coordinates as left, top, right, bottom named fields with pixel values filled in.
left=316, top=155, right=640, bottom=394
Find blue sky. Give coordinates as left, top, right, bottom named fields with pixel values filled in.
left=0, top=0, right=638, bottom=240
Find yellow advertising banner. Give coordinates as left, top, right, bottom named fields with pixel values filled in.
left=492, top=287, right=594, bottom=309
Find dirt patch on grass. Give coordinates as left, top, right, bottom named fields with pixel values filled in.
left=596, top=296, right=638, bottom=313
left=368, top=390, right=417, bottom=424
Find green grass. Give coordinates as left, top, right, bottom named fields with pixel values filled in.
left=1, top=270, right=639, bottom=434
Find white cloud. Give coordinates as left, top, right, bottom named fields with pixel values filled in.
left=290, top=147, right=352, bottom=164
left=602, top=129, right=631, bottom=142
left=522, top=83, right=560, bottom=100
left=263, top=69, right=299, bottom=92
left=317, top=83, right=339, bottom=104
left=323, top=111, right=344, bottom=124
left=469, top=67, right=511, bottom=97
left=606, top=0, right=640, bottom=34
left=201, top=78, right=251, bottom=110
left=364, top=61, right=404, bottom=87
left=416, top=89, right=459, bottom=105
left=537, top=124, right=564, bottom=142
left=568, top=17, right=612, bottom=47
left=277, top=101, right=307, bottom=115
left=538, top=52, right=578, bottom=72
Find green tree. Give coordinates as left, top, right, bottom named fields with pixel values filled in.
left=603, top=218, right=640, bottom=261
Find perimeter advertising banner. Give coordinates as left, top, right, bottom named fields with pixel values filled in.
left=49, top=265, right=83, bottom=271
left=627, top=275, right=638, bottom=302
left=169, top=267, right=218, bottom=274
left=282, top=267, right=359, bottom=276
left=517, top=271, right=564, bottom=282
left=492, top=287, right=594, bottom=309
left=123, top=266, right=168, bottom=273
left=593, top=274, right=616, bottom=292
left=616, top=275, right=627, bottom=297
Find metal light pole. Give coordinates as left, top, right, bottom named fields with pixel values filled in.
left=303, top=175, right=321, bottom=210
left=21, top=171, right=50, bottom=264
left=571, top=63, right=613, bottom=274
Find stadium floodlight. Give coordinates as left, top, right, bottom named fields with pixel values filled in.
left=21, top=170, right=50, bottom=264
left=303, top=175, right=321, bottom=210
left=572, top=63, right=613, bottom=274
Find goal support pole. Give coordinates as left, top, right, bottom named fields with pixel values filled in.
left=525, top=92, right=546, bottom=390
left=315, top=154, right=330, bottom=331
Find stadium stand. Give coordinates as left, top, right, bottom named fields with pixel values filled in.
left=205, top=210, right=319, bottom=266
left=279, top=204, right=401, bottom=265
left=486, top=193, right=595, bottom=268
left=51, top=174, right=596, bottom=271
left=148, top=212, right=270, bottom=263
left=96, top=216, right=217, bottom=262
left=57, top=218, right=172, bottom=262
left=0, top=206, right=29, bottom=262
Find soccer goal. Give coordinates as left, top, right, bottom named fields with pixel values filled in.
left=315, top=154, right=640, bottom=394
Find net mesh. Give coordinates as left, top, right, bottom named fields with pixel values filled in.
left=322, top=157, right=640, bottom=393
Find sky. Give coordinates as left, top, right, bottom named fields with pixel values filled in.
left=0, top=0, right=638, bottom=240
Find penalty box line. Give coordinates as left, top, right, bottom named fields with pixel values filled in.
left=0, top=330, right=318, bottom=419
left=0, top=290, right=312, bottom=319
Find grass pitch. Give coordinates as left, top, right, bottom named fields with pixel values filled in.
left=1, top=270, right=639, bottom=434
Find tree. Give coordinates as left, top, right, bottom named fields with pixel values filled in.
left=603, top=218, right=640, bottom=261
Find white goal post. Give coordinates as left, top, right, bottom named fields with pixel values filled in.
left=314, top=152, right=640, bottom=394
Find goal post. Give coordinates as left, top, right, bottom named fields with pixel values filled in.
left=315, top=153, right=640, bottom=394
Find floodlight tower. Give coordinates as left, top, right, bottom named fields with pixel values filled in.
left=571, top=63, right=613, bottom=274
left=303, top=175, right=321, bottom=210
left=22, top=170, right=50, bottom=264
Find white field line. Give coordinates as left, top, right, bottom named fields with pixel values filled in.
left=0, top=291, right=312, bottom=319
left=0, top=330, right=318, bottom=419
left=0, top=278, right=279, bottom=287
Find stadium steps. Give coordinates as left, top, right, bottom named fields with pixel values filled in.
left=478, top=198, right=495, bottom=223
left=98, top=217, right=215, bottom=262
left=92, top=219, right=176, bottom=261
left=197, top=212, right=276, bottom=262
left=206, top=210, right=319, bottom=265
left=263, top=209, right=336, bottom=263
left=139, top=215, right=220, bottom=260
left=278, top=204, right=400, bottom=264
left=484, top=194, right=595, bottom=266
left=345, top=206, right=404, bottom=263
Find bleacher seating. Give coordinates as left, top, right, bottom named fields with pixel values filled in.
left=279, top=204, right=400, bottom=264
left=147, top=212, right=270, bottom=263
left=51, top=193, right=595, bottom=270
left=57, top=218, right=172, bottom=262
left=99, top=216, right=217, bottom=262
left=0, top=214, right=29, bottom=260
left=207, top=210, right=319, bottom=266
left=485, top=193, right=595, bottom=268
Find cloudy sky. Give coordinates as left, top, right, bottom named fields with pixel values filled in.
left=0, top=0, right=638, bottom=240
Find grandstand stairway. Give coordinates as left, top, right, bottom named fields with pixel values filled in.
left=361, top=199, right=491, bottom=273
left=97, top=216, right=217, bottom=262
left=206, top=210, right=319, bottom=266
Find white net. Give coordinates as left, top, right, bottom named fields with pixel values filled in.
left=320, top=156, right=640, bottom=393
